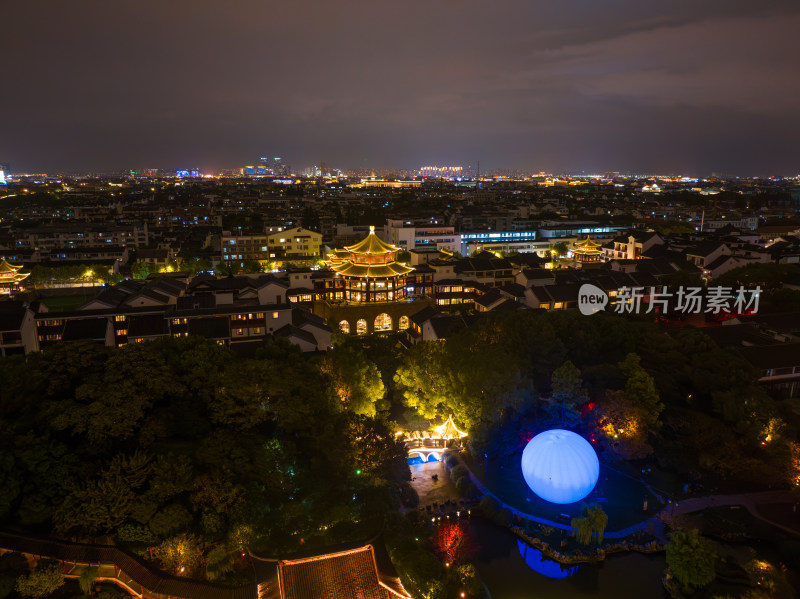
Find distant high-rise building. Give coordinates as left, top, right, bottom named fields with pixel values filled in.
left=258, top=155, right=289, bottom=176
left=419, top=165, right=463, bottom=178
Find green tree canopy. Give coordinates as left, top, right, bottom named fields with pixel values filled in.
left=320, top=345, right=385, bottom=417
left=15, top=560, right=64, bottom=599
left=666, top=529, right=716, bottom=590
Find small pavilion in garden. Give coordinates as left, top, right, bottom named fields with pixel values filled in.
left=403, top=415, right=468, bottom=463
left=571, top=237, right=604, bottom=265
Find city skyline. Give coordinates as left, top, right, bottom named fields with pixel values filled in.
left=2, top=0, right=799, bottom=175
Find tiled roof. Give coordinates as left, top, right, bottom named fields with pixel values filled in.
left=343, top=229, right=399, bottom=255
left=455, top=256, right=512, bottom=273
left=188, top=316, right=230, bottom=339
left=499, top=283, right=526, bottom=298
left=125, top=288, right=171, bottom=305
left=128, top=314, right=170, bottom=338
left=704, top=255, right=736, bottom=271
left=410, top=306, right=441, bottom=325
left=279, top=546, right=410, bottom=599
left=292, top=309, right=331, bottom=331
left=62, top=317, right=108, bottom=341
left=521, top=268, right=556, bottom=280
left=475, top=289, right=504, bottom=308
left=274, top=324, right=318, bottom=346
left=0, top=302, right=26, bottom=332
left=331, top=262, right=413, bottom=278
left=429, top=315, right=469, bottom=339
left=0, top=258, right=23, bottom=274
left=685, top=241, right=726, bottom=257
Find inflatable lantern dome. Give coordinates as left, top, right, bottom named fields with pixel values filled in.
left=520, top=429, right=599, bottom=504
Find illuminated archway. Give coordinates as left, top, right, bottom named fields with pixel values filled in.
left=374, top=313, right=392, bottom=332
left=399, top=315, right=410, bottom=330
left=356, top=319, right=368, bottom=336
left=427, top=452, right=440, bottom=462
left=339, top=320, right=350, bottom=334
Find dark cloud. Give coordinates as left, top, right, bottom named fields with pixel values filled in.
left=1, top=0, right=798, bottom=174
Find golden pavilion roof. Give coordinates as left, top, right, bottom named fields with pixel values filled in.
left=0, top=258, right=29, bottom=281
left=434, top=415, right=468, bottom=440
left=344, top=226, right=400, bottom=255
left=331, top=262, right=413, bottom=278
left=0, top=258, right=23, bottom=274
left=573, top=237, right=603, bottom=254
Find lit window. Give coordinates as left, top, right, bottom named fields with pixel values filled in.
left=272, top=312, right=279, bottom=319
left=374, top=313, right=392, bottom=332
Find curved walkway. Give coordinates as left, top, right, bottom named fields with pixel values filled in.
left=665, top=490, right=800, bottom=537
left=453, top=454, right=800, bottom=540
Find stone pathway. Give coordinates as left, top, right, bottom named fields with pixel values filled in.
left=408, top=460, right=460, bottom=506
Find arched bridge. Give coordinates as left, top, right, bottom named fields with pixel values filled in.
left=400, top=415, right=468, bottom=464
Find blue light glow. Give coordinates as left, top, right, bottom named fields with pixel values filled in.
left=517, top=541, right=579, bottom=578
left=520, top=429, right=599, bottom=504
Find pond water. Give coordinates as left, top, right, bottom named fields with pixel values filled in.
left=467, top=519, right=668, bottom=598
left=465, top=453, right=662, bottom=530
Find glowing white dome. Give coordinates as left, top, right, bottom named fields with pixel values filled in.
left=521, top=429, right=599, bottom=504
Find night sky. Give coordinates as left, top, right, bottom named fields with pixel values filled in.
left=3, top=0, right=799, bottom=175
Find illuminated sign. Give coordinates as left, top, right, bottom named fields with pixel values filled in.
left=176, top=170, right=200, bottom=178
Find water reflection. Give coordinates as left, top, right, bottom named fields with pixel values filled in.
left=407, top=452, right=441, bottom=464
left=468, top=519, right=667, bottom=598
left=516, top=540, right=579, bottom=579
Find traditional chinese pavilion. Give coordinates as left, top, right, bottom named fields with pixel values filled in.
left=572, top=237, right=604, bottom=264
left=435, top=414, right=469, bottom=441
left=0, top=258, right=29, bottom=294
left=328, top=226, right=413, bottom=303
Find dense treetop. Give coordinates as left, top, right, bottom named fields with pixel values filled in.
left=0, top=337, right=409, bottom=583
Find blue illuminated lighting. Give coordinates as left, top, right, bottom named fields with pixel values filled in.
left=521, top=429, right=599, bottom=504
left=427, top=452, right=440, bottom=462
left=517, top=541, right=579, bottom=578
